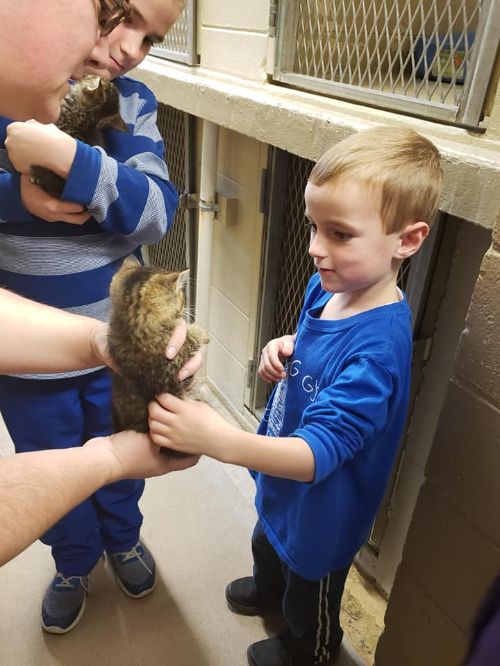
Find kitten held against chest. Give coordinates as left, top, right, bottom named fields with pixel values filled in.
left=108, top=259, right=209, bottom=457
left=30, top=76, right=128, bottom=198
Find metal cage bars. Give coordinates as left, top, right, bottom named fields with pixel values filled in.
left=271, top=0, right=500, bottom=127
left=150, top=0, right=198, bottom=65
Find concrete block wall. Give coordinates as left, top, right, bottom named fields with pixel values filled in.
left=376, top=216, right=500, bottom=665
left=198, top=1, right=269, bottom=81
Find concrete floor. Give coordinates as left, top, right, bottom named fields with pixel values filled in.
left=0, top=404, right=366, bottom=666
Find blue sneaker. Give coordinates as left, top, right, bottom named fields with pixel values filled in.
left=41, top=573, right=90, bottom=634
left=108, top=541, right=156, bottom=599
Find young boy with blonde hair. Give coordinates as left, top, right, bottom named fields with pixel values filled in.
left=147, top=125, right=443, bottom=665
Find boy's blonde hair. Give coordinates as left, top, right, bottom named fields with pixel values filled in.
left=308, top=126, right=443, bottom=233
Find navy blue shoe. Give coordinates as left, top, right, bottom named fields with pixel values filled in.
left=108, top=541, right=156, bottom=598
left=41, top=573, right=90, bottom=634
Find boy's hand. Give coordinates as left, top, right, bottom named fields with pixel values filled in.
left=258, top=334, right=296, bottom=383
left=148, top=394, right=232, bottom=459
left=6, top=120, right=76, bottom=178
left=20, top=175, right=91, bottom=224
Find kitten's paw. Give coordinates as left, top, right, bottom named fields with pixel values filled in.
left=187, top=325, right=210, bottom=347
left=29, top=165, right=66, bottom=198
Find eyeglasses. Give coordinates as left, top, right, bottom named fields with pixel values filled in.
left=98, top=0, right=132, bottom=37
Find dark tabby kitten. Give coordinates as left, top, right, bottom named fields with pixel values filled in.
left=30, top=75, right=127, bottom=198
left=108, top=259, right=209, bottom=457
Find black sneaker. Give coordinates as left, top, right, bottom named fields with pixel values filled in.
left=247, top=634, right=341, bottom=666
left=226, top=576, right=263, bottom=615
left=226, top=576, right=282, bottom=616
left=247, top=636, right=291, bottom=665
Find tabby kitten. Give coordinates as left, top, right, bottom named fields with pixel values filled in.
left=108, top=259, right=209, bottom=457
left=30, top=76, right=127, bottom=198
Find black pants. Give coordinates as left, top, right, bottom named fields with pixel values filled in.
left=252, top=521, right=350, bottom=665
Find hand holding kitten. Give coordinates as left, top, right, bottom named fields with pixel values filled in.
left=20, top=175, right=91, bottom=224
left=91, top=318, right=203, bottom=380
left=6, top=120, right=76, bottom=178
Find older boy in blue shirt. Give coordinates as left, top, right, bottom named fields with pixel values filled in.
left=147, top=126, right=443, bottom=665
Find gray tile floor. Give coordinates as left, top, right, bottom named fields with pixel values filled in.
left=0, top=406, right=365, bottom=666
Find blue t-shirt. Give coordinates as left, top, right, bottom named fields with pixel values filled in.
left=253, top=273, right=413, bottom=579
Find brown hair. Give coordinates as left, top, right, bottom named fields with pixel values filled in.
left=308, top=126, right=443, bottom=233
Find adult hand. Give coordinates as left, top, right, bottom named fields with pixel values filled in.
left=258, top=334, right=296, bottom=383
left=89, top=321, right=116, bottom=370
left=20, top=175, right=91, bottom=224
left=167, top=318, right=204, bottom=382
left=148, top=394, right=233, bottom=459
left=93, top=318, right=205, bottom=377
left=84, top=431, right=200, bottom=481
left=6, top=120, right=76, bottom=177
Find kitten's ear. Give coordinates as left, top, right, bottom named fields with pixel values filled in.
left=83, top=75, right=101, bottom=92
left=175, top=269, right=190, bottom=293
left=121, top=256, right=140, bottom=271
left=110, top=257, right=139, bottom=297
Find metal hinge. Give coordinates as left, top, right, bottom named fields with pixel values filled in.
left=268, top=1, right=278, bottom=37
left=246, top=359, right=256, bottom=389
left=179, top=193, right=199, bottom=210
left=179, top=193, right=219, bottom=213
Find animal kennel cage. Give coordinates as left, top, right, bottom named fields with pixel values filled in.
left=146, top=103, right=197, bottom=308
left=268, top=0, right=500, bottom=127
left=150, top=0, right=198, bottom=65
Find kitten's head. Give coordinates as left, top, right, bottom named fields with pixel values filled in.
left=110, top=258, right=189, bottom=326
left=65, top=75, right=128, bottom=133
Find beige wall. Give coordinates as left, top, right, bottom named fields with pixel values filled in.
left=198, top=1, right=269, bottom=81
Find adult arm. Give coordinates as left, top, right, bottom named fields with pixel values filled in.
left=0, top=288, right=203, bottom=378
left=0, top=431, right=198, bottom=565
left=0, top=288, right=109, bottom=373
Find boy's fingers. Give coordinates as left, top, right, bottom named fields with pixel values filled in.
left=154, top=392, right=184, bottom=411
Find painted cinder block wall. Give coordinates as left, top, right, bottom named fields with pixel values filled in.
left=375, top=216, right=500, bottom=665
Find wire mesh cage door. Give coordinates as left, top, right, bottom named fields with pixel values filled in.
left=150, top=0, right=198, bottom=65
left=271, top=0, right=500, bottom=127
left=250, top=147, right=444, bottom=558
left=146, top=104, right=197, bottom=310
left=249, top=149, right=316, bottom=416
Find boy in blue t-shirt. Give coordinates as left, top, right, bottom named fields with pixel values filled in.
left=0, top=0, right=186, bottom=635
left=147, top=126, right=443, bottom=665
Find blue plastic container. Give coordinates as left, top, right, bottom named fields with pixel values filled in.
left=414, top=31, right=475, bottom=85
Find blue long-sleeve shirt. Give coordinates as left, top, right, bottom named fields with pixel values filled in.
left=0, top=76, right=178, bottom=378
left=253, top=273, right=413, bottom=579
